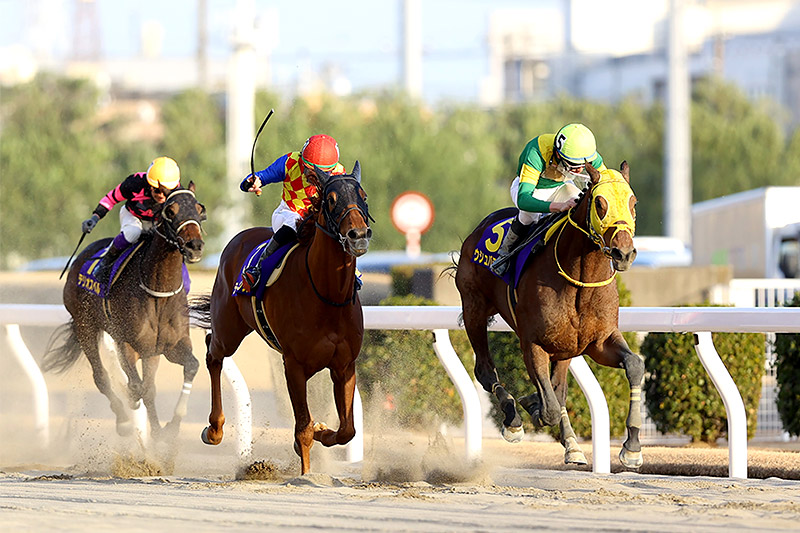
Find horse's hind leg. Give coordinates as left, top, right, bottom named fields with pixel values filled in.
left=550, top=359, right=587, bottom=465
left=314, top=361, right=356, bottom=447
left=283, top=352, right=315, bottom=474
left=461, top=295, right=523, bottom=443
left=76, top=325, right=132, bottom=436
left=586, top=330, right=645, bottom=469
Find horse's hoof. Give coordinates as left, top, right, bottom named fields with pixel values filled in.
left=565, top=450, right=588, bottom=465
left=501, top=424, right=524, bottom=443
left=116, top=420, right=134, bottom=437
left=619, top=448, right=643, bottom=469
left=130, top=399, right=142, bottom=410
left=200, top=426, right=221, bottom=446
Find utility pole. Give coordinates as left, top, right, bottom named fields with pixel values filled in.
left=665, top=0, right=692, bottom=245
left=223, top=0, right=256, bottom=245
left=197, top=0, right=208, bottom=90
left=401, top=0, right=422, bottom=99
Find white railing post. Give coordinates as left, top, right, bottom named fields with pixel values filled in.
left=432, top=329, right=482, bottom=462
left=5, top=324, right=49, bottom=447
left=569, top=355, right=610, bottom=474
left=346, top=385, right=364, bottom=463
left=222, top=356, right=253, bottom=460
left=693, top=332, right=748, bottom=479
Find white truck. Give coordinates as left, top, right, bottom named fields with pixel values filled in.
left=692, top=187, right=800, bottom=279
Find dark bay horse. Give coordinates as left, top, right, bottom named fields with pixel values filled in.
left=455, top=162, right=645, bottom=468
left=43, top=184, right=206, bottom=439
left=190, top=162, right=372, bottom=475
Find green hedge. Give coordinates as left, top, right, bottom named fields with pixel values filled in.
left=774, top=293, right=800, bottom=437
left=356, top=294, right=474, bottom=430
left=486, top=278, right=639, bottom=439
left=641, top=326, right=765, bottom=443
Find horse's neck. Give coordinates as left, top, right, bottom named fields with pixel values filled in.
left=560, top=207, right=612, bottom=282
left=139, top=234, right=183, bottom=287
left=307, top=220, right=356, bottom=299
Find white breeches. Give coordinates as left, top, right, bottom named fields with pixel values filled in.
left=271, top=200, right=304, bottom=232
left=510, top=176, right=581, bottom=226
left=120, top=206, right=153, bottom=243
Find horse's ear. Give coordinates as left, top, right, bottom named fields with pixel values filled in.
left=352, top=160, right=361, bottom=183
left=312, top=165, right=330, bottom=188
left=188, top=180, right=196, bottom=193
left=620, top=161, right=630, bottom=183
left=585, top=160, right=601, bottom=184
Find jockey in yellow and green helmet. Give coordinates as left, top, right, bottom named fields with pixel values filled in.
left=491, top=123, right=608, bottom=275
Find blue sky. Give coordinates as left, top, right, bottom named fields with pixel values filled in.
left=0, top=0, right=562, bottom=102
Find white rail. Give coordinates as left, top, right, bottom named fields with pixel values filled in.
left=4, top=304, right=800, bottom=479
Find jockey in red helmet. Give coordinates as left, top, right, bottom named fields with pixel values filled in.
left=239, top=134, right=346, bottom=291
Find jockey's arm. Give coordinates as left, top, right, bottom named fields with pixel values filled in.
left=240, top=154, right=290, bottom=192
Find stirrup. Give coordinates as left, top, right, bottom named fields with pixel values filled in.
left=241, top=269, right=260, bottom=292
left=491, top=254, right=511, bottom=275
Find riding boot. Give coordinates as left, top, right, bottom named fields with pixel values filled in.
left=491, top=217, right=529, bottom=275
left=241, top=226, right=297, bottom=292
left=96, top=233, right=129, bottom=285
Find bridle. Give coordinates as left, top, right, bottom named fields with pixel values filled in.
left=307, top=174, right=372, bottom=306
left=553, top=176, right=635, bottom=288
left=140, top=188, right=204, bottom=298
left=313, top=175, right=373, bottom=253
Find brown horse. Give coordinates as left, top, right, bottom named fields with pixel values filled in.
left=189, top=162, right=372, bottom=475
left=454, top=162, right=645, bottom=468
left=43, top=184, right=206, bottom=440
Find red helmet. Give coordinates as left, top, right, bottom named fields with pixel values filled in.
left=301, top=134, right=340, bottom=170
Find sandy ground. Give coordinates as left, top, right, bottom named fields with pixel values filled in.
left=2, top=273, right=800, bottom=531
left=2, top=421, right=800, bottom=532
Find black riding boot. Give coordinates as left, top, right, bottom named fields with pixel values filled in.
left=241, top=226, right=297, bottom=292
left=95, top=238, right=127, bottom=285
left=490, top=217, right=529, bottom=275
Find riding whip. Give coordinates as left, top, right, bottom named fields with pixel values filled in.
left=59, top=232, right=87, bottom=279
left=249, top=108, right=275, bottom=196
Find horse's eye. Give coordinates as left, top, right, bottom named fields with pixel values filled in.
left=327, top=193, right=337, bottom=210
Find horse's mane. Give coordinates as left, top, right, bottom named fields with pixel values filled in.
left=296, top=193, right=323, bottom=245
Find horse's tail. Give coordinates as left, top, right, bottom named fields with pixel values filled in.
left=41, top=319, right=84, bottom=374
left=188, top=293, right=212, bottom=329
left=439, top=249, right=461, bottom=281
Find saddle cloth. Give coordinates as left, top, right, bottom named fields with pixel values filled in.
left=232, top=239, right=297, bottom=299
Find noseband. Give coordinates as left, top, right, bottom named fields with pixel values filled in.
left=555, top=177, right=635, bottom=288
left=154, top=189, right=203, bottom=256
left=314, top=175, right=372, bottom=252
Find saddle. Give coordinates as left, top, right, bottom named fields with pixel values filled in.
left=77, top=239, right=192, bottom=299
left=472, top=211, right=569, bottom=288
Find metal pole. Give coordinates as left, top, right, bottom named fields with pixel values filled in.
left=665, top=0, right=692, bottom=245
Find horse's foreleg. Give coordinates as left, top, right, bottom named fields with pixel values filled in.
left=315, top=362, right=356, bottom=447
left=115, top=340, right=144, bottom=410
left=163, top=338, right=199, bottom=422
left=521, top=343, right=561, bottom=427
left=463, top=306, right=523, bottom=443
left=587, top=331, right=645, bottom=469
left=284, top=354, right=314, bottom=474
left=551, top=359, right=587, bottom=465
left=140, top=354, right=162, bottom=438
left=202, top=333, right=226, bottom=446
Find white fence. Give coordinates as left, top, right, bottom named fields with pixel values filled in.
left=3, top=304, right=800, bottom=480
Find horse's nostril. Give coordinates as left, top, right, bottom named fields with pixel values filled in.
left=366, top=227, right=373, bottom=239
left=611, top=249, right=624, bottom=262
left=347, top=229, right=358, bottom=240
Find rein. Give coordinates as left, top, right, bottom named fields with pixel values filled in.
left=305, top=174, right=369, bottom=306
left=139, top=189, right=201, bottom=298
left=553, top=179, right=634, bottom=288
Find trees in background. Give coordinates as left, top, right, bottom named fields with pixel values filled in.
left=2, top=74, right=798, bottom=268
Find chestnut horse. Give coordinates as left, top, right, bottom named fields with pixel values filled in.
left=189, top=162, right=372, bottom=474
left=43, top=184, right=206, bottom=440
left=454, top=162, right=645, bottom=468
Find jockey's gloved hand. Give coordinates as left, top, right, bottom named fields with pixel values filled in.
left=82, top=214, right=100, bottom=234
